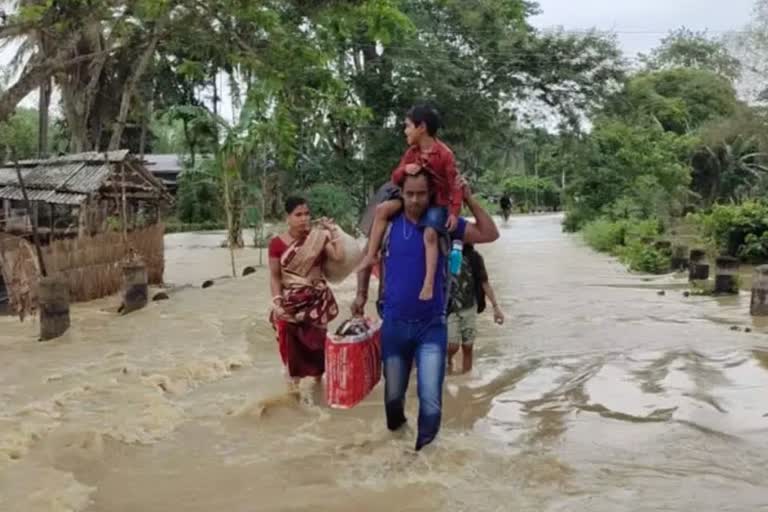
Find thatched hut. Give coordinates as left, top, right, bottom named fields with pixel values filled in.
left=0, top=150, right=172, bottom=238
left=0, top=151, right=172, bottom=316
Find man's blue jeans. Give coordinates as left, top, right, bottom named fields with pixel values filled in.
left=381, top=315, right=447, bottom=451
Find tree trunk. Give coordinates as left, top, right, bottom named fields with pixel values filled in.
left=58, top=84, right=90, bottom=152
left=139, top=97, right=154, bottom=159
left=108, top=22, right=165, bottom=150
left=0, top=33, right=94, bottom=124
left=229, top=186, right=244, bottom=248
left=81, top=31, right=108, bottom=135
left=0, top=53, right=51, bottom=124
left=37, top=78, right=51, bottom=158
left=263, top=172, right=282, bottom=219
left=221, top=165, right=239, bottom=277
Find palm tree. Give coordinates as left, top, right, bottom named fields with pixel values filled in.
left=692, top=134, right=768, bottom=206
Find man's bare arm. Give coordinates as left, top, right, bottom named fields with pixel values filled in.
left=462, top=190, right=499, bottom=245
left=351, top=242, right=374, bottom=316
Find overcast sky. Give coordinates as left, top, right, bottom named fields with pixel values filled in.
left=530, top=0, right=755, bottom=56
left=1, top=0, right=759, bottom=117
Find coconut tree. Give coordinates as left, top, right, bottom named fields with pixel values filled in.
left=692, top=134, right=768, bottom=205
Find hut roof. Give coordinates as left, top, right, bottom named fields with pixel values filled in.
left=0, top=150, right=172, bottom=205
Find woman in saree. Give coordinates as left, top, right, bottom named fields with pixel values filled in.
left=268, top=196, right=344, bottom=386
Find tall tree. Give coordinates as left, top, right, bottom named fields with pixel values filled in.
left=642, top=27, right=742, bottom=81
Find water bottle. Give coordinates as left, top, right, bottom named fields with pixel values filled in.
left=449, top=240, right=463, bottom=276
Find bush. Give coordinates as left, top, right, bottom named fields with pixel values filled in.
left=563, top=207, right=594, bottom=232
left=740, top=232, right=768, bottom=262
left=624, top=218, right=665, bottom=241
left=582, top=216, right=670, bottom=273
left=175, top=170, right=222, bottom=224
left=306, top=183, right=359, bottom=234
left=617, top=242, right=671, bottom=274
left=694, top=200, right=768, bottom=262
left=583, top=218, right=626, bottom=252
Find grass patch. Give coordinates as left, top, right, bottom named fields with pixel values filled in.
left=582, top=217, right=671, bottom=274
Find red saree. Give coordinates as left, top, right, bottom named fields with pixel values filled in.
left=269, top=228, right=339, bottom=377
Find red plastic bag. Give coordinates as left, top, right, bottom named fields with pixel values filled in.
left=325, top=318, right=382, bottom=409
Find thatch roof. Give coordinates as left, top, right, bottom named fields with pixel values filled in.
left=0, top=150, right=172, bottom=206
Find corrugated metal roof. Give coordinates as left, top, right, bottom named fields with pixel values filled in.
left=60, top=164, right=112, bottom=193
left=0, top=186, right=87, bottom=205
left=23, top=162, right=84, bottom=188
left=16, top=150, right=130, bottom=167
left=0, top=150, right=172, bottom=204
left=0, top=163, right=110, bottom=193
left=0, top=167, right=30, bottom=186
left=143, top=154, right=183, bottom=173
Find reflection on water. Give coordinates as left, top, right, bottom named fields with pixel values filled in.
left=2, top=214, right=768, bottom=511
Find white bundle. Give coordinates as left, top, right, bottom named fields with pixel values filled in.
left=323, top=227, right=364, bottom=283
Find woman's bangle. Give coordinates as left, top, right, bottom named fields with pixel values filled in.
left=272, top=296, right=283, bottom=305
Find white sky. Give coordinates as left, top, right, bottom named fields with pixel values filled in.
left=531, top=0, right=755, bottom=56
left=0, top=0, right=759, bottom=121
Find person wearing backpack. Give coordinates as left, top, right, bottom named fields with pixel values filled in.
left=446, top=244, right=504, bottom=374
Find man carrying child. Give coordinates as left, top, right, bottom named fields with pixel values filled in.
left=357, top=105, right=464, bottom=301
left=353, top=105, right=500, bottom=451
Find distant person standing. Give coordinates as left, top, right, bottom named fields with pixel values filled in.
left=446, top=243, right=504, bottom=374
left=499, top=194, right=512, bottom=221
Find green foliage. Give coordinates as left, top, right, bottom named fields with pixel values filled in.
left=559, top=64, right=747, bottom=239
left=0, top=108, right=38, bottom=160
left=564, top=118, right=694, bottom=230
left=622, top=68, right=738, bottom=135
left=582, top=217, right=670, bottom=273
left=305, top=183, right=358, bottom=234
left=563, top=208, right=590, bottom=233
left=642, top=27, right=742, bottom=81
left=741, top=232, right=768, bottom=263
left=625, top=218, right=665, bottom=241
left=502, top=175, right=560, bottom=211
left=617, top=242, right=672, bottom=274
left=175, top=165, right=222, bottom=224
left=582, top=218, right=627, bottom=252
left=690, top=108, right=768, bottom=206
left=694, top=200, right=768, bottom=262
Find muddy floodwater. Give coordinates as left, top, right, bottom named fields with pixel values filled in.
left=2, top=215, right=768, bottom=512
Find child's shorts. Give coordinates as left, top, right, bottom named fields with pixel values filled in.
left=419, top=205, right=449, bottom=235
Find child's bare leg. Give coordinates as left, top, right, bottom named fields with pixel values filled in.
left=358, top=200, right=402, bottom=270
left=419, top=227, right=438, bottom=301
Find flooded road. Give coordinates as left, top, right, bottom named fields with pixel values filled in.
left=2, top=215, right=768, bottom=512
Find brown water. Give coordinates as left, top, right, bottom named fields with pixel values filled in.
left=2, top=216, right=768, bottom=512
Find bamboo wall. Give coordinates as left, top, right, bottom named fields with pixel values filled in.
left=0, top=233, right=40, bottom=319
left=43, top=223, right=165, bottom=302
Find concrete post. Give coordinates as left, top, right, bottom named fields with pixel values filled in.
left=750, top=265, right=768, bottom=316
left=121, top=262, right=148, bottom=314
left=688, top=249, right=709, bottom=282
left=39, top=275, right=70, bottom=341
